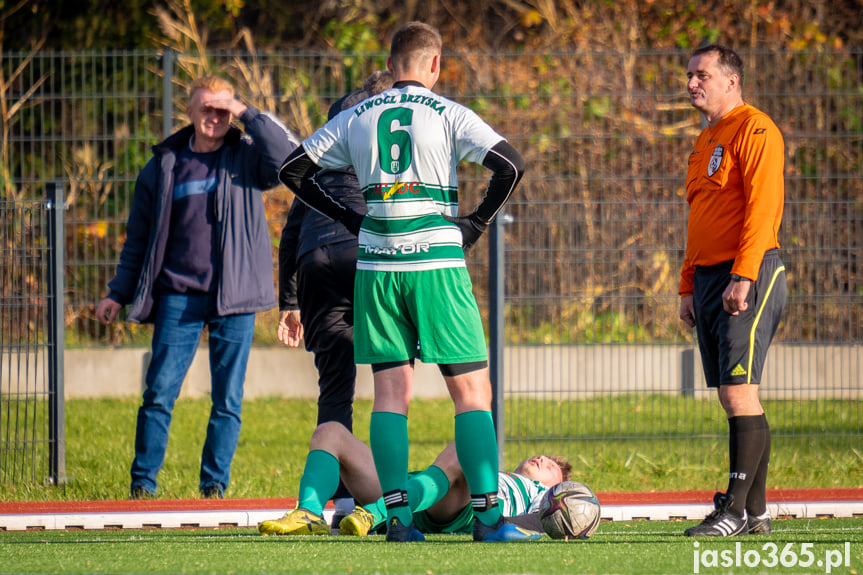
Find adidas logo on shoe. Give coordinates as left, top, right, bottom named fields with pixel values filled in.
left=684, top=492, right=748, bottom=537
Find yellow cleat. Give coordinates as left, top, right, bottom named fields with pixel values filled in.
left=339, top=505, right=377, bottom=536
left=258, top=508, right=329, bottom=536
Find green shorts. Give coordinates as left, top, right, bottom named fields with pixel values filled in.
left=353, top=267, right=488, bottom=365
left=413, top=504, right=474, bottom=534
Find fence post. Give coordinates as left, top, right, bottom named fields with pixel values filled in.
left=161, top=49, right=175, bottom=139
left=46, top=182, right=66, bottom=485
left=681, top=348, right=695, bottom=398
left=488, top=213, right=511, bottom=465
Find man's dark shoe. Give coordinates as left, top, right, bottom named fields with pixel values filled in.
left=684, top=492, right=747, bottom=537
left=130, top=486, right=154, bottom=500
left=200, top=485, right=223, bottom=499
left=746, top=512, right=772, bottom=534
left=384, top=516, right=424, bottom=542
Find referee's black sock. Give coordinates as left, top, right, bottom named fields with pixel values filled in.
left=726, top=415, right=770, bottom=518
left=744, top=414, right=771, bottom=517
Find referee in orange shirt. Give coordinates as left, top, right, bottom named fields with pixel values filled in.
left=678, top=44, right=787, bottom=537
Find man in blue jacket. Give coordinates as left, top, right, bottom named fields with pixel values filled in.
left=97, top=75, right=298, bottom=499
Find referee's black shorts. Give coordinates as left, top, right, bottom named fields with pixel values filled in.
left=693, top=249, right=787, bottom=388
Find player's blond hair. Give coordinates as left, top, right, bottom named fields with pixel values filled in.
left=390, top=21, right=442, bottom=74
left=188, top=76, right=235, bottom=101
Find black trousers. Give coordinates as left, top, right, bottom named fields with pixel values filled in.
left=297, top=241, right=358, bottom=430
left=297, top=242, right=357, bottom=502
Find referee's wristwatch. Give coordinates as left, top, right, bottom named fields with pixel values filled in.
left=730, top=274, right=748, bottom=282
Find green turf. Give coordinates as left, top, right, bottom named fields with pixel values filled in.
left=1, top=396, right=861, bottom=501
left=1, top=519, right=861, bottom=575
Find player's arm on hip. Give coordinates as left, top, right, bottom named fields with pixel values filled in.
left=474, top=141, right=526, bottom=223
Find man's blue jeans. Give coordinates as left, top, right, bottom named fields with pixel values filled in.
left=130, top=293, right=255, bottom=496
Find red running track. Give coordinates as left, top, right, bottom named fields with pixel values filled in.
left=1, top=488, right=860, bottom=515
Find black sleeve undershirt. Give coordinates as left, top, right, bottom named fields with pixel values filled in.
left=474, top=140, right=525, bottom=223
left=278, top=145, right=355, bottom=224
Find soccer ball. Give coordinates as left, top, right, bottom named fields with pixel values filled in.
left=538, top=481, right=601, bottom=540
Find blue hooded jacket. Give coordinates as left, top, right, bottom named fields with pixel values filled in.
left=107, top=107, right=299, bottom=323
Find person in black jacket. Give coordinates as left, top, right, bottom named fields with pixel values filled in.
left=97, top=75, right=299, bottom=499
left=277, top=71, right=393, bottom=523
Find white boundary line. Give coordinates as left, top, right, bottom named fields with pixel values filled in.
left=599, top=501, right=863, bottom=522
left=2, top=502, right=861, bottom=532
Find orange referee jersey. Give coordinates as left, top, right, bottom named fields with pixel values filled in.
left=679, top=103, right=785, bottom=295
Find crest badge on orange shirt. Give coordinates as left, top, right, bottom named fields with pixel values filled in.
left=707, top=144, right=724, bottom=177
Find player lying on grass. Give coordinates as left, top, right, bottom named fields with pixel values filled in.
left=258, top=421, right=571, bottom=538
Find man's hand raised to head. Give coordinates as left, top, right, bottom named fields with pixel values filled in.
left=201, top=95, right=248, bottom=118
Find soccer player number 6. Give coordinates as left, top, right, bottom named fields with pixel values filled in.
left=378, top=108, right=414, bottom=174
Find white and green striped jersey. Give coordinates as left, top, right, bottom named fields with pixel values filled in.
left=302, top=83, right=505, bottom=272
left=498, top=472, right=548, bottom=516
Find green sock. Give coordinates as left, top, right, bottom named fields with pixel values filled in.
left=363, top=499, right=388, bottom=530
left=296, top=449, right=340, bottom=517
left=364, top=464, right=449, bottom=531
left=455, top=410, right=501, bottom=526
left=407, top=464, right=450, bottom=512
left=370, top=411, right=412, bottom=525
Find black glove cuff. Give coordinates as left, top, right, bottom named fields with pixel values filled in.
left=467, top=212, right=488, bottom=231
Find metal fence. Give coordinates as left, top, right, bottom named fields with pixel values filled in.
left=0, top=184, right=65, bottom=487
left=1, top=49, right=860, bottom=476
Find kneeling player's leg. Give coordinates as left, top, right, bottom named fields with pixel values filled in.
left=306, top=422, right=382, bottom=509
left=294, top=422, right=357, bottom=516
left=406, top=443, right=461, bottom=517
left=361, top=461, right=451, bottom=531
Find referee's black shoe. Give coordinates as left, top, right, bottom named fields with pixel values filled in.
left=746, top=511, right=772, bottom=535
left=684, top=492, right=747, bottom=537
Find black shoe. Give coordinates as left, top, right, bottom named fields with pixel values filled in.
left=746, top=512, right=772, bottom=534
left=130, top=486, right=154, bottom=500
left=384, top=516, right=425, bottom=542
left=200, top=485, right=223, bottom=499
left=684, top=492, right=747, bottom=537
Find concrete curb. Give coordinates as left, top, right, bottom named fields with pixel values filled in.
left=3, top=490, right=861, bottom=531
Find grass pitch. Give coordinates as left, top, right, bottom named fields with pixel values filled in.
left=2, top=518, right=861, bottom=575
left=2, top=396, right=860, bottom=501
